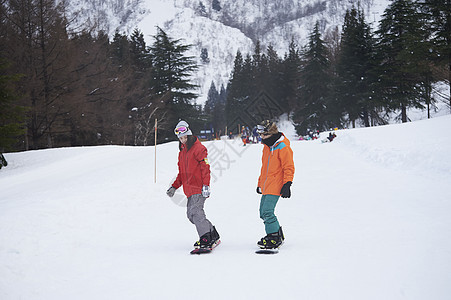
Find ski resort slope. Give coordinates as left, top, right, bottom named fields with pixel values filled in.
left=1, top=115, right=450, bottom=300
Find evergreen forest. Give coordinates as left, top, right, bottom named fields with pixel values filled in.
left=0, top=0, right=449, bottom=152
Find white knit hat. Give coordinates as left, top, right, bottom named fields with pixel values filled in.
left=174, top=120, right=193, bottom=138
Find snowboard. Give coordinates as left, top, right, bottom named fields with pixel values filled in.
left=190, top=248, right=212, bottom=255
left=190, top=240, right=221, bottom=255
left=255, top=248, right=279, bottom=254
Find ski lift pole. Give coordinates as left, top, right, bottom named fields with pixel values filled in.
left=154, top=118, right=157, bottom=183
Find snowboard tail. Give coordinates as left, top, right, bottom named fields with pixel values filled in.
left=255, top=248, right=279, bottom=254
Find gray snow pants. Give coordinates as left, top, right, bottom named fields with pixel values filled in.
left=187, top=194, right=213, bottom=237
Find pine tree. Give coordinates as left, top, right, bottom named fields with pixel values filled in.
left=294, top=22, right=332, bottom=134
left=149, top=27, right=199, bottom=139
left=200, top=48, right=210, bottom=64
left=263, top=44, right=288, bottom=111
left=129, top=28, right=150, bottom=70
left=150, top=27, right=198, bottom=101
left=219, top=84, right=227, bottom=105
left=282, top=39, right=302, bottom=112
left=217, top=84, right=227, bottom=135
left=252, top=41, right=267, bottom=89
left=111, top=31, right=131, bottom=66
left=205, top=81, right=219, bottom=115
left=204, top=81, right=225, bottom=136
left=212, top=0, right=222, bottom=12
left=226, top=50, right=249, bottom=132
left=417, top=0, right=451, bottom=111
left=225, top=50, right=244, bottom=117
left=336, top=6, right=377, bottom=127
left=376, top=0, right=429, bottom=122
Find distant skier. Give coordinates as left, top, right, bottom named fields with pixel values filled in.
left=241, top=126, right=247, bottom=146
left=321, top=132, right=337, bottom=143
left=0, top=153, right=7, bottom=169
left=252, top=126, right=259, bottom=143
left=328, top=132, right=337, bottom=142
left=166, top=120, right=220, bottom=251
left=256, top=120, right=295, bottom=250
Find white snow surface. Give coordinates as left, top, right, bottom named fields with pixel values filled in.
left=1, top=115, right=451, bottom=299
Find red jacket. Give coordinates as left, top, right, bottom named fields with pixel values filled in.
left=172, top=137, right=210, bottom=198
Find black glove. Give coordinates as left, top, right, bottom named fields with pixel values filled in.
left=280, top=181, right=292, bottom=198
left=256, top=187, right=262, bottom=194
left=166, top=186, right=176, bottom=197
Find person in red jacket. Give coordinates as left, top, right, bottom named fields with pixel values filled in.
left=256, top=120, right=295, bottom=250
left=166, top=120, right=220, bottom=250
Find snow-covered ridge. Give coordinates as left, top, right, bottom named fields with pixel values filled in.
left=65, top=0, right=392, bottom=103
left=335, top=115, right=451, bottom=177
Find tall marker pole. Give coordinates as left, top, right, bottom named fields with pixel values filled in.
left=154, top=118, right=157, bottom=183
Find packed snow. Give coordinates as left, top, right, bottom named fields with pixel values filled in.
left=1, top=115, right=451, bottom=299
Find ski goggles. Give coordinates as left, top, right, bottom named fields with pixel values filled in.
left=174, top=126, right=189, bottom=135
left=256, top=124, right=267, bottom=134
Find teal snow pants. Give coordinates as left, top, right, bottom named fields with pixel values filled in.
left=259, top=194, right=280, bottom=234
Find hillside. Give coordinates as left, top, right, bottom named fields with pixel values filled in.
left=65, top=0, right=392, bottom=103
left=1, top=116, right=450, bottom=299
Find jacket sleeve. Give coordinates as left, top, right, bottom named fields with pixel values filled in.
left=172, top=152, right=183, bottom=189
left=257, top=148, right=265, bottom=188
left=280, top=145, right=295, bottom=184
left=195, top=144, right=210, bottom=186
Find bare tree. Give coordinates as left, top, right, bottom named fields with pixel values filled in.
left=3, top=0, right=72, bottom=149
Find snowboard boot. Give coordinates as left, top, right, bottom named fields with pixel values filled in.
left=193, top=240, right=201, bottom=249
left=279, top=226, right=285, bottom=242
left=257, top=227, right=284, bottom=249
left=199, top=226, right=220, bottom=249
left=211, top=226, right=220, bottom=243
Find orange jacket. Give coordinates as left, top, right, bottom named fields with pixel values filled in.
left=258, top=133, right=295, bottom=195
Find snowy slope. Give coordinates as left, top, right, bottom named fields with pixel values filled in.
left=1, top=115, right=451, bottom=299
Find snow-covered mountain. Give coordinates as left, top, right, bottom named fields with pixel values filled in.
left=65, top=0, right=391, bottom=104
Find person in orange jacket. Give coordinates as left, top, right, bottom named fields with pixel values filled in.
left=256, top=120, right=295, bottom=249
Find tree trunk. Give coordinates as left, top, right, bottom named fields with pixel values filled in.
left=401, top=104, right=407, bottom=123
left=362, top=107, right=370, bottom=127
